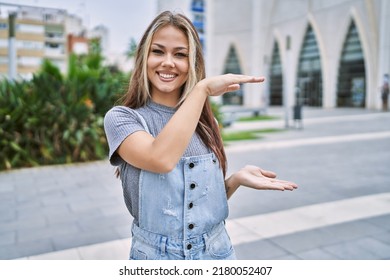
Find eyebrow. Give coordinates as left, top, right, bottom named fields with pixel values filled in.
left=151, top=43, right=188, bottom=51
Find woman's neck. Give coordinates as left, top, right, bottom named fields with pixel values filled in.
left=151, top=93, right=180, bottom=108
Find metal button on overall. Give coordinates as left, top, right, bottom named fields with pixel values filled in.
left=187, top=244, right=192, bottom=250
left=188, top=223, right=194, bottom=230
left=190, top=183, right=196, bottom=189
left=189, top=162, right=195, bottom=168
left=188, top=202, right=193, bottom=209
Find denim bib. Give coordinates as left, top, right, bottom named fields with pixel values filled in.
left=129, top=111, right=235, bottom=260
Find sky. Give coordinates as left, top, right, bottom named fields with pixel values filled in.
left=2, top=0, right=158, bottom=54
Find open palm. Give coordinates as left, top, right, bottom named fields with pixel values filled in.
left=236, top=165, right=298, bottom=191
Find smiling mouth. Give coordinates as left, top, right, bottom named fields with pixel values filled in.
left=158, top=72, right=177, bottom=80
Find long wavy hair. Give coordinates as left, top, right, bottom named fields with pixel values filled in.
left=120, top=11, right=227, bottom=176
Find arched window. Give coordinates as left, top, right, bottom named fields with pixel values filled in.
left=222, top=45, right=243, bottom=105
left=269, top=42, right=283, bottom=105
left=297, top=25, right=323, bottom=107
left=337, top=20, right=365, bottom=107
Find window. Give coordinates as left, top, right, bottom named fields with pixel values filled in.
left=222, top=45, right=243, bottom=105
left=269, top=42, right=283, bottom=105
left=191, top=0, right=205, bottom=50
left=45, top=42, right=65, bottom=55
left=191, top=0, right=204, bottom=12
left=337, top=20, right=365, bottom=107
left=17, top=40, right=44, bottom=50
left=17, top=24, right=44, bottom=34
left=18, top=56, right=42, bottom=66
left=297, top=25, right=323, bottom=107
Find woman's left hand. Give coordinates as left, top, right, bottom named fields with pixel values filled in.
left=233, top=165, right=298, bottom=191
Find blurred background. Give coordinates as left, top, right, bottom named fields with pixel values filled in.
left=0, top=0, right=389, bottom=260
left=1, top=0, right=389, bottom=169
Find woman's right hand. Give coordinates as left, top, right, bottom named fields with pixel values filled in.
left=197, top=74, right=265, bottom=97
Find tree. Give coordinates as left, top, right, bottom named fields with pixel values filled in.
left=125, top=37, right=138, bottom=59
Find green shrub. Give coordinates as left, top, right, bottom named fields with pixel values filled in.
left=0, top=54, right=128, bottom=170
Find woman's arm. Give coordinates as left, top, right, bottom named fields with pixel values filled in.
left=224, top=165, right=298, bottom=199
left=117, top=74, right=265, bottom=173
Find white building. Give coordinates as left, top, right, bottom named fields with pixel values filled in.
left=0, top=2, right=109, bottom=79
left=158, top=0, right=390, bottom=110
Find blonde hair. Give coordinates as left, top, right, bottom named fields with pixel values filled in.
left=120, top=11, right=227, bottom=176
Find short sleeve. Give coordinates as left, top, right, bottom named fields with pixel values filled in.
left=103, top=106, right=145, bottom=166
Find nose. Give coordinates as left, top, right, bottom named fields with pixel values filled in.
left=161, top=54, right=175, bottom=68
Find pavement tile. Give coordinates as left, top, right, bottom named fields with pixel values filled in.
left=52, top=228, right=121, bottom=251
left=374, top=231, right=390, bottom=246
left=273, top=254, right=301, bottom=260
left=100, top=204, right=128, bottom=217
left=0, top=192, right=14, bottom=202
left=27, top=248, right=81, bottom=260
left=17, top=222, right=81, bottom=243
left=0, top=231, right=16, bottom=246
left=77, top=239, right=130, bottom=260
left=14, top=199, right=41, bottom=211
left=39, top=192, right=68, bottom=206
left=0, top=209, right=16, bottom=223
left=15, top=189, right=39, bottom=203
left=0, top=217, right=47, bottom=233
left=296, top=248, right=340, bottom=260
left=322, top=237, right=390, bottom=260
left=114, top=224, right=132, bottom=239
left=365, top=214, right=390, bottom=230
left=17, top=204, right=70, bottom=220
left=0, top=184, right=14, bottom=193
left=77, top=213, right=131, bottom=232
left=234, top=239, right=290, bottom=260
left=269, top=228, right=340, bottom=254
left=0, top=239, right=54, bottom=260
left=319, top=220, right=386, bottom=241
left=45, top=209, right=100, bottom=225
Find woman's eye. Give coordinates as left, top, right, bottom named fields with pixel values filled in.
left=151, top=49, right=164, bottom=55
left=175, top=52, right=188, bottom=58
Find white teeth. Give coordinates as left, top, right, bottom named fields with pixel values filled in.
left=159, top=73, right=176, bottom=79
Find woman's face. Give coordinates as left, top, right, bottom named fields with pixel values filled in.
left=147, top=25, right=189, bottom=106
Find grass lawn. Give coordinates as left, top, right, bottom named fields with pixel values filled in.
left=237, top=115, right=280, bottom=122
left=222, top=128, right=283, bottom=142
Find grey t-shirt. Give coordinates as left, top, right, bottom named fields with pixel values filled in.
left=103, top=101, right=209, bottom=224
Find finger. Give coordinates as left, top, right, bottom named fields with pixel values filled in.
left=271, top=182, right=297, bottom=191
left=225, top=84, right=241, bottom=92
left=283, top=184, right=297, bottom=191
left=281, top=180, right=298, bottom=189
left=250, top=179, right=287, bottom=191
left=270, top=177, right=298, bottom=187
left=259, top=169, right=277, bottom=178
left=243, top=166, right=273, bottom=178
left=226, top=74, right=265, bottom=84
left=235, top=75, right=265, bottom=84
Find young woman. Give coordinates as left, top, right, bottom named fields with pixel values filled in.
left=104, top=11, right=297, bottom=260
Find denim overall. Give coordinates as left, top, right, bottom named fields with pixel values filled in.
left=129, top=112, right=236, bottom=260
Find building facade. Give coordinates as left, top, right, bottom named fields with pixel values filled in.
left=0, top=2, right=107, bottom=80
left=157, top=0, right=390, bottom=110
left=0, top=3, right=69, bottom=79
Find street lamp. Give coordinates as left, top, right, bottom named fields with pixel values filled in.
left=8, top=12, right=17, bottom=80
left=284, top=35, right=291, bottom=128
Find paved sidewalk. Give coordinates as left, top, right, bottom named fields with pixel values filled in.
left=1, top=107, right=390, bottom=260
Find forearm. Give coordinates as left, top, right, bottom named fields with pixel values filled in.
left=224, top=173, right=241, bottom=199
left=152, top=84, right=208, bottom=169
